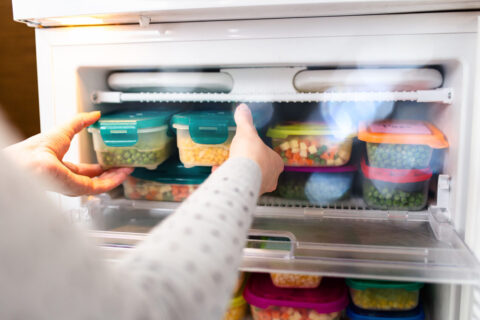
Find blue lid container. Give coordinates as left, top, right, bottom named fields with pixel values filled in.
left=346, top=304, right=425, bottom=320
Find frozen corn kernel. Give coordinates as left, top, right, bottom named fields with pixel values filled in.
left=177, top=133, right=232, bottom=167
left=350, top=288, right=419, bottom=311
left=300, top=150, right=308, bottom=158
left=270, top=273, right=322, bottom=288
left=300, top=142, right=308, bottom=150
left=308, top=145, right=318, bottom=154
left=280, top=141, right=290, bottom=151
left=290, top=139, right=299, bottom=148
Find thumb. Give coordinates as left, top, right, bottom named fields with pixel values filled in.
left=55, top=111, right=101, bottom=141
left=234, top=104, right=255, bottom=134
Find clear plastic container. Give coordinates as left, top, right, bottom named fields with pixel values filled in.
left=361, top=159, right=432, bottom=211
left=346, top=279, right=424, bottom=312
left=358, top=120, right=448, bottom=169
left=267, top=123, right=355, bottom=167
left=88, top=110, right=177, bottom=169
left=270, top=273, right=322, bottom=289
left=172, top=110, right=269, bottom=168
left=277, top=165, right=356, bottom=204
left=224, top=294, right=248, bottom=320
left=346, top=304, right=425, bottom=320
left=123, top=158, right=210, bottom=201
left=244, top=273, right=348, bottom=320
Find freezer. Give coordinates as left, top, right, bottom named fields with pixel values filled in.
left=10, top=2, right=480, bottom=319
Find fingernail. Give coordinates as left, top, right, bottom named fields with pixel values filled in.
left=90, top=111, right=101, bottom=117
left=236, top=103, right=249, bottom=112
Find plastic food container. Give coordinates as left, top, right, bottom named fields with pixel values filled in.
left=346, top=279, right=424, bottom=312
left=123, top=158, right=210, bottom=201
left=270, top=273, right=322, bottom=289
left=172, top=110, right=268, bottom=167
left=346, top=304, right=425, bottom=320
left=361, top=159, right=432, bottom=211
left=267, top=123, right=355, bottom=167
left=244, top=273, right=349, bottom=320
left=358, top=120, right=448, bottom=169
left=88, top=110, right=176, bottom=169
left=223, top=293, right=248, bottom=320
left=277, top=165, right=356, bottom=204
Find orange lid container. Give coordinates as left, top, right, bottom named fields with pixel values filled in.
left=358, top=120, right=449, bottom=148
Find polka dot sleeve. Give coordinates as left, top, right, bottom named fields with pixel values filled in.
left=0, top=152, right=261, bottom=320
left=118, top=157, right=262, bottom=319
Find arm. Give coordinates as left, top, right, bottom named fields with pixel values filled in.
left=0, top=104, right=283, bottom=320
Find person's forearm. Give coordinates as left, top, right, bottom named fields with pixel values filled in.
left=118, top=157, right=262, bottom=319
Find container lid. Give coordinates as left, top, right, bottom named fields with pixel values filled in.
left=267, top=122, right=356, bottom=139
left=172, top=109, right=268, bottom=144
left=89, top=110, right=176, bottom=147
left=346, top=304, right=425, bottom=320
left=361, top=158, right=432, bottom=183
left=358, top=120, right=448, bottom=148
left=346, top=278, right=424, bottom=291
left=244, top=273, right=349, bottom=313
left=285, top=164, right=357, bottom=173
left=131, top=157, right=210, bottom=184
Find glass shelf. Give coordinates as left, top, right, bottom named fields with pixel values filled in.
left=82, top=195, right=480, bottom=284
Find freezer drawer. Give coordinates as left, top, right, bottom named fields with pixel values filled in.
left=83, top=194, right=480, bottom=285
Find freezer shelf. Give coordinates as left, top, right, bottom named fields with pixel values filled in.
left=92, top=89, right=453, bottom=104
left=83, top=195, right=480, bottom=285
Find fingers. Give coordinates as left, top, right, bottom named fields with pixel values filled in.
left=63, top=162, right=105, bottom=178
left=234, top=104, right=256, bottom=134
left=56, top=111, right=101, bottom=141
left=63, top=167, right=134, bottom=196
left=88, top=167, right=134, bottom=195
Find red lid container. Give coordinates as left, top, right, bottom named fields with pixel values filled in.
left=244, top=273, right=349, bottom=314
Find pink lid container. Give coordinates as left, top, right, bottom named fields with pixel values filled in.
left=244, top=273, right=349, bottom=314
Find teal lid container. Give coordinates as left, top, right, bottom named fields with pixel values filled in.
left=346, top=279, right=424, bottom=291
left=131, top=157, right=211, bottom=185
left=172, top=108, right=271, bottom=145
left=90, top=110, right=176, bottom=147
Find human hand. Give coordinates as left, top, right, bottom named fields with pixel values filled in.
left=229, top=104, right=284, bottom=194
left=4, top=111, right=133, bottom=196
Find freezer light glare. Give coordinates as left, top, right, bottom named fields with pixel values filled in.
left=48, top=16, right=104, bottom=26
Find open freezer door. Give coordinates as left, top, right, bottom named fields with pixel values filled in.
left=11, top=0, right=480, bottom=27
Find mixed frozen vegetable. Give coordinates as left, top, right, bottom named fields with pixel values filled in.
left=251, top=306, right=341, bottom=320
left=273, top=137, right=352, bottom=167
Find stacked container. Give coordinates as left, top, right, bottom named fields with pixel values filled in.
left=244, top=273, right=349, bottom=320
left=172, top=109, right=270, bottom=168
left=277, top=165, right=356, bottom=204
left=123, top=158, right=210, bottom=201
left=346, top=279, right=424, bottom=314
left=358, top=120, right=448, bottom=210
left=267, top=122, right=356, bottom=167
left=346, top=304, right=425, bottom=320
left=88, top=110, right=177, bottom=169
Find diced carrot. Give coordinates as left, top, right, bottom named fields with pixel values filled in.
left=145, top=191, right=157, bottom=200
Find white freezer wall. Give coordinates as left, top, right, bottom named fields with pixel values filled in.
left=11, top=0, right=480, bottom=27
left=32, top=12, right=480, bottom=320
